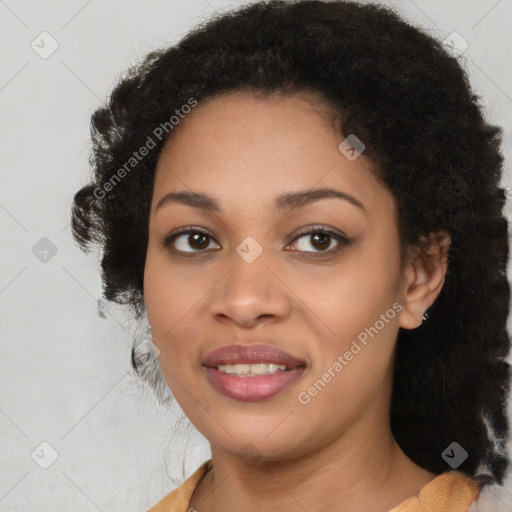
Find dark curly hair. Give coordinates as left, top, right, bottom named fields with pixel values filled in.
left=70, top=0, right=511, bottom=487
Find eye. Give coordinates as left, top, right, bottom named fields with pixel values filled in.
left=163, top=227, right=220, bottom=253
left=287, top=226, right=348, bottom=257
left=162, top=225, right=349, bottom=257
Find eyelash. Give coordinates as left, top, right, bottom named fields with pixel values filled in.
left=162, top=225, right=349, bottom=258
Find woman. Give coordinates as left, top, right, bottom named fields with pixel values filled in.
left=71, top=1, right=510, bottom=511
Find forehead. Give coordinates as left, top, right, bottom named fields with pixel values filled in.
left=152, top=90, right=393, bottom=218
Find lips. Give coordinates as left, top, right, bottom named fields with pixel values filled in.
left=202, top=343, right=306, bottom=369
left=204, top=366, right=306, bottom=401
left=202, top=343, right=307, bottom=401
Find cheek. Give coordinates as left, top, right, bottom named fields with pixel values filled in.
left=143, top=250, right=202, bottom=365
left=144, top=247, right=206, bottom=327
left=144, top=260, right=205, bottom=403
left=305, top=249, right=400, bottom=334
left=300, top=242, right=402, bottom=380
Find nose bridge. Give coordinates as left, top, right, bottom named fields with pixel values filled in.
left=209, top=235, right=290, bottom=324
left=225, top=235, right=274, bottom=300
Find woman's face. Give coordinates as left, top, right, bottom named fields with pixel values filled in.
left=144, top=90, right=412, bottom=461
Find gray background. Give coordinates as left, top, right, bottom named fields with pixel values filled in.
left=1, top=0, right=511, bottom=511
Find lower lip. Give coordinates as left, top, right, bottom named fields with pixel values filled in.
left=204, top=366, right=306, bottom=402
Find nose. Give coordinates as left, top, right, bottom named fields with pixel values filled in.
left=208, top=248, right=291, bottom=328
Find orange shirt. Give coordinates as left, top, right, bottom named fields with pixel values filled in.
left=146, top=459, right=481, bottom=512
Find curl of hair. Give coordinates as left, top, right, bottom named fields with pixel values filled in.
left=71, top=0, right=510, bottom=486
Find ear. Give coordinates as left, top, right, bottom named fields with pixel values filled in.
left=399, top=231, right=451, bottom=330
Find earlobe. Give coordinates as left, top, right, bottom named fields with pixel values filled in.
left=398, top=231, right=451, bottom=330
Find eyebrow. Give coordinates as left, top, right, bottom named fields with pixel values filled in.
left=155, top=187, right=367, bottom=215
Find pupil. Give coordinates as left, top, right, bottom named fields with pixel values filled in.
left=312, top=233, right=330, bottom=250
left=191, top=233, right=209, bottom=250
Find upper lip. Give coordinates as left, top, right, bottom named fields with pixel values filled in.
left=203, top=343, right=306, bottom=369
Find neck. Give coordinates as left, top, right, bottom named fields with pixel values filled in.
left=189, top=418, right=437, bottom=512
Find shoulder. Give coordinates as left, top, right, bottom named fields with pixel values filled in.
left=145, top=459, right=213, bottom=512
left=388, top=470, right=481, bottom=512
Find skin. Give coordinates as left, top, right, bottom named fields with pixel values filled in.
left=143, top=90, right=451, bottom=512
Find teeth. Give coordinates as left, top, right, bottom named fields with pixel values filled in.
left=217, top=363, right=288, bottom=376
